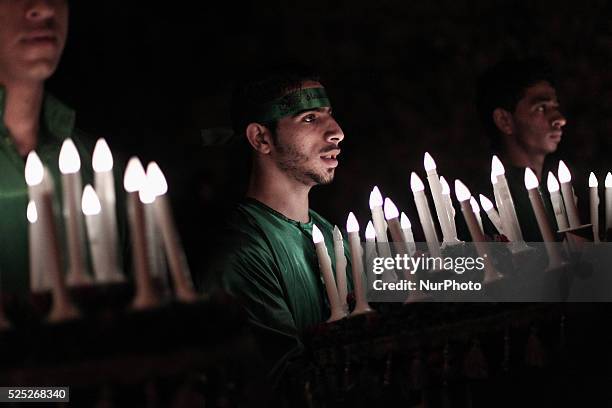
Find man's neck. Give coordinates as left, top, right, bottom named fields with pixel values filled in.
left=1, top=81, right=44, bottom=157
left=502, top=143, right=546, bottom=181
left=246, top=161, right=312, bottom=223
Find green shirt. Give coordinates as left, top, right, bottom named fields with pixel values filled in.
left=205, top=198, right=352, bottom=384
left=0, top=87, right=95, bottom=294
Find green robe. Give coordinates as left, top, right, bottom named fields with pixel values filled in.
left=0, top=87, right=96, bottom=294
left=205, top=198, right=352, bottom=384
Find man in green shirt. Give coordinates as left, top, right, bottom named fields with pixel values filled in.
left=0, top=0, right=96, bottom=294
left=204, top=65, right=350, bottom=384
left=476, top=59, right=569, bottom=241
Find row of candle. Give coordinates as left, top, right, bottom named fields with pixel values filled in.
left=311, top=153, right=605, bottom=321
left=24, top=138, right=196, bottom=322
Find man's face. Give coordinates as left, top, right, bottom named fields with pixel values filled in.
left=270, top=81, right=345, bottom=186
left=0, top=0, right=68, bottom=84
left=510, top=81, right=566, bottom=155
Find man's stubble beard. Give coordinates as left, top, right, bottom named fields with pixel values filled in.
left=275, top=143, right=335, bottom=186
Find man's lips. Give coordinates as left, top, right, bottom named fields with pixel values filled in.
left=549, top=131, right=563, bottom=141
left=320, top=149, right=341, bottom=168
left=20, top=30, right=58, bottom=45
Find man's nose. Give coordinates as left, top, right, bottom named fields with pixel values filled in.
left=25, top=0, right=56, bottom=21
left=552, top=111, right=567, bottom=129
left=325, top=117, right=345, bottom=145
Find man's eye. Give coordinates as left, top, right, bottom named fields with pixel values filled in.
left=303, top=114, right=316, bottom=123
left=536, top=105, right=546, bottom=112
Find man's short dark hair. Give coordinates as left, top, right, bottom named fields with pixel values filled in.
left=230, top=63, right=321, bottom=139
left=476, top=58, right=557, bottom=150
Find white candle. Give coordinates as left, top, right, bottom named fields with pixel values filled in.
left=25, top=152, right=79, bottom=321
left=369, top=186, right=387, bottom=243
left=365, top=221, right=375, bottom=244
left=589, top=172, right=600, bottom=242
left=605, top=172, right=612, bottom=236
left=312, top=224, right=345, bottom=322
left=141, top=168, right=168, bottom=293
left=400, top=212, right=416, bottom=255
left=491, top=156, right=524, bottom=242
left=547, top=172, right=569, bottom=231
left=92, top=138, right=121, bottom=279
left=558, top=160, right=581, bottom=229
left=332, top=226, right=348, bottom=312
left=346, top=213, right=372, bottom=315
left=26, top=155, right=53, bottom=292
left=82, top=185, right=110, bottom=282
left=27, top=201, right=44, bottom=291
left=146, top=163, right=197, bottom=302
left=124, top=157, right=158, bottom=309
left=424, top=153, right=457, bottom=244
left=369, top=187, right=395, bottom=280
left=455, top=180, right=500, bottom=282
left=59, top=139, right=91, bottom=286
left=439, top=176, right=458, bottom=237
left=491, top=172, right=504, bottom=219
left=479, top=194, right=503, bottom=235
left=525, top=168, right=565, bottom=268
left=383, top=198, right=407, bottom=252
left=410, top=172, right=441, bottom=257
left=470, top=196, right=484, bottom=233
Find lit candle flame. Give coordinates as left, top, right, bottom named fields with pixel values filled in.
left=369, top=186, right=383, bottom=208
left=312, top=224, right=324, bottom=244
left=365, top=221, right=375, bottom=240
left=491, top=155, right=505, bottom=177
left=524, top=168, right=539, bottom=190
left=92, top=138, right=114, bottom=172
left=606, top=172, right=612, bottom=188
left=400, top=212, right=411, bottom=229
left=27, top=200, right=38, bottom=223
left=440, top=176, right=450, bottom=195
left=139, top=172, right=157, bottom=204
left=383, top=197, right=400, bottom=220
left=589, top=172, right=598, bottom=188
left=346, top=212, right=359, bottom=233
left=558, top=160, right=571, bottom=183
left=410, top=172, right=425, bottom=192
left=547, top=172, right=560, bottom=193
left=146, top=162, right=168, bottom=196
left=479, top=194, right=494, bottom=212
left=423, top=152, right=436, bottom=172
left=470, top=196, right=480, bottom=213
left=25, top=151, right=44, bottom=186
left=454, top=179, right=471, bottom=202
left=81, top=185, right=102, bottom=216
left=123, top=157, right=146, bottom=193
left=59, top=138, right=81, bottom=174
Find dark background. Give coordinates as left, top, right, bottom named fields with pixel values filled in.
left=47, top=1, right=612, bottom=272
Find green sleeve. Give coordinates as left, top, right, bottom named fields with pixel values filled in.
left=211, top=232, right=304, bottom=385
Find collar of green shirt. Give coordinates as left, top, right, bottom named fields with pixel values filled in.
left=0, top=85, right=76, bottom=143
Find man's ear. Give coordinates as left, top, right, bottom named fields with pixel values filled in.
left=492, top=108, right=514, bottom=136
left=245, top=123, right=273, bottom=154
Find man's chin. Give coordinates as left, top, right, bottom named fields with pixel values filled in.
left=546, top=142, right=560, bottom=154
left=18, top=58, right=60, bottom=81
left=307, top=170, right=335, bottom=185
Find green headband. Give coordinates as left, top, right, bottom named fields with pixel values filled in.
left=253, top=87, right=331, bottom=123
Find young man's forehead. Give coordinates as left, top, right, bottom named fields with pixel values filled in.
left=523, top=81, right=559, bottom=103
